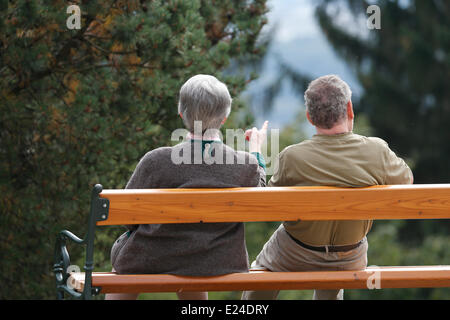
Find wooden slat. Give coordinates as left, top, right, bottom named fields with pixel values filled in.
left=97, top=184, right=450, bottom=225
left=71, top=266, right=450, bottom=293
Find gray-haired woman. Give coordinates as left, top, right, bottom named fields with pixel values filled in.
left=106, top=74, right=268, bottom=300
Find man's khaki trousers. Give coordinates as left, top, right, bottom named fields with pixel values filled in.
left=242, top=224, right=368, bottom=300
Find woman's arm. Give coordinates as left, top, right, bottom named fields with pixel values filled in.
left=251, top=151, right=266, bottom=187
left=123, top=151, right=155, bottom=231
left=246, top=121, right=269, bottom=187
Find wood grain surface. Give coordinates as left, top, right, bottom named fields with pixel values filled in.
left=71, top=266, right=450, bottom=293
left=97, top=184, right=450, bottom=225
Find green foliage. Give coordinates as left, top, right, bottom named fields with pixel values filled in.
left=0, top=0, right=268, bottom=299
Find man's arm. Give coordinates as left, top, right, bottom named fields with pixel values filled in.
left=268, top=150, right=287, bottom=187
left=382, top=145, right=414, bottom=185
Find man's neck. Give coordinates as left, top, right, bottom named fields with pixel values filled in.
left=315, top=122, right=351, bottom=136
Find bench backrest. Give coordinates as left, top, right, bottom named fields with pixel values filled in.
left=96, top=184, right=450, bottom=226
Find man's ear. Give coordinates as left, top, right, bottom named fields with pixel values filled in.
left=179, top=112, right=183, bottom=119
left=347, top=101, right=354, bottom=120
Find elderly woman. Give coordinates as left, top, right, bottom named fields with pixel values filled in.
left=106, top=74, right=267, bottom=300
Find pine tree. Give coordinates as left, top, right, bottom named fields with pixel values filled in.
left=0, top=0, right=268, bottom=299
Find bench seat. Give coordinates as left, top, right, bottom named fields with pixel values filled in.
left=70, top=266, right=450, bottom=294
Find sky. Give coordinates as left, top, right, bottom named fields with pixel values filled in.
left=243, top=0, right=362, bottom=134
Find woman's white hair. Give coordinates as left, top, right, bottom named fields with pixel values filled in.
left=178, top=74, right=232, bottom=133
left=304, top=74, right=352, bottom=129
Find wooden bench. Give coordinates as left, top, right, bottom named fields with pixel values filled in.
left=53, top=184, right=450, bottom=299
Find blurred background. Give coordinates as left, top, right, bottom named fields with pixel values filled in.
left=0, top=0, right=449, bottom=299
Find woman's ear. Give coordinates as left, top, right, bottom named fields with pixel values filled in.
left=179, top=112, right=183, bottom=119
left=221, top=117, right=227, bottom=125
left=306, top=111, right=314, bottom=125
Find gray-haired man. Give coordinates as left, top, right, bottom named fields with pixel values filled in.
left=242, top=75, right=413, bottom=300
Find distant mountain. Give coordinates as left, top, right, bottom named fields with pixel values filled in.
left=243, top=32, right=362, bottom=131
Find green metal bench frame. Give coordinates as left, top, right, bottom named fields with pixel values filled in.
left=53, top=184, right=108, bottom=299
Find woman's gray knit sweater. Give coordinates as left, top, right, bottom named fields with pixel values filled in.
left=111, top=140, right=266, bottom=276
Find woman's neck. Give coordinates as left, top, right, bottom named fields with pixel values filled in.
left=186, top=131, right=222, bottom=141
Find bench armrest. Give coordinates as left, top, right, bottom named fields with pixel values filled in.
left=53, top=230, right=85, bottom=299
left=53, top=184, right=107, bottom=299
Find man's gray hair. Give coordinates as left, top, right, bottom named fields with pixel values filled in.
left=178, top=74, right=232, bottom=132
left=304, top=75, right=352, bottom=129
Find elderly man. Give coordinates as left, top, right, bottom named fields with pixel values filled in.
left=242, top=74, right=413, bottom=300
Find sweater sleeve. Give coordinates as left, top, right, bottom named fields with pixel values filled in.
left=251, top=152, right=266, bottom=187
left=124, top=151, right=155, bottom=231
left=125, top=151, right=154, bottom=189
